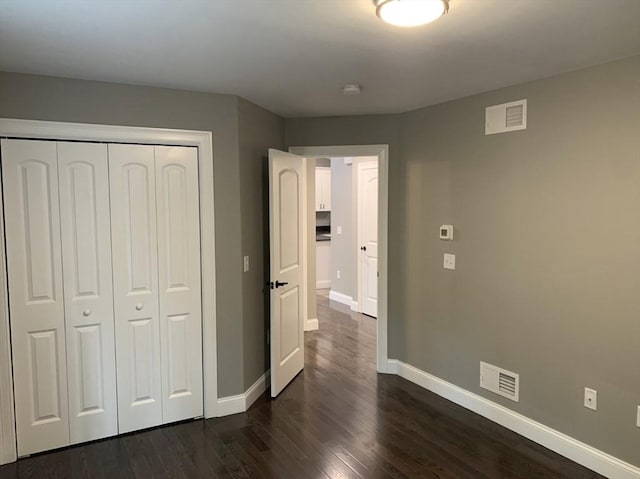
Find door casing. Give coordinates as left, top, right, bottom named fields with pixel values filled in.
left=0, top=118, right=219, bottom=464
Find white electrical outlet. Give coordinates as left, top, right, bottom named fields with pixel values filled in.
left=584, top=388, right=598, bottom=411
left=243, top=256, right=249, bottom=272
left=636, top=406, right=640, bottom=428
left=337, top=270, right=341, bottom=279
left=443, top=253, right=456, bottom=270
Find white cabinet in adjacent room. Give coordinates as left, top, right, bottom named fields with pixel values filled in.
left=315, top=167, right=331, bottom=211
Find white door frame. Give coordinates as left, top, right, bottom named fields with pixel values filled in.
left=289, top=145, right=390, bottom=374
left=0, top=168, right=16, bottom=465
left=0, top=118, right=219, bottom=464
left=356, top=159, right=379, bottom=318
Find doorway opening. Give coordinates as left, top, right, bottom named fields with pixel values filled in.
left=313, top=156, right=379, bottom=320
left=290, top=145, right=389, bottom=374
left=267, top=145, right=388, bottom=399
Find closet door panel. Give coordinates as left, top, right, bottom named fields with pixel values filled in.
left=155, top=146, right=203, bottom=423
left=57, top=142, right=118, bottom=444
left=109, top=144, right=162, bottom=433
left=1, top=139, right=70, bottom=455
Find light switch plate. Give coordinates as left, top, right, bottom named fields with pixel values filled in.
left=243, top=256, right=249, bottom=272
left=584, top=388, right=597, bottom=411
left=636, top=406, right=640, bottom=428
left=337, top=226, right=343, bottom=235
left=337, top=270, right=341, bottom=279
left=444, top=253, right=456, bottom=270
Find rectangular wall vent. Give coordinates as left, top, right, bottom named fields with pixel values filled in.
left=480, top=362, right=520, bottom=402
left=485, top=99, right=527, bottom=135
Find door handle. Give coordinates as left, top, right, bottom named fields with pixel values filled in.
left=360, top=246, right=367, bottom=251
left=275, top=281, right=289, bottom=288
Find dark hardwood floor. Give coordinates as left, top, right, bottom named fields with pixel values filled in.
left=0, top=291, right=603, bottom=479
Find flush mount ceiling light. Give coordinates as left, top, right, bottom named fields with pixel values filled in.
left=375, top=0, right=449, bottom=27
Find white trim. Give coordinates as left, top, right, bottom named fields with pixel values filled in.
left=388, top=359, right=640, bottom=479
left=301, top=159, right=309, bottom=358
left=216, top=372, right=268, bottom=417
left=316, top=280, right=331, bottom=289
left=0, top=118, right=220, bottom=463
left=329, top=290, right=353, bottom=307
left=328, top=291, right=359, bottom=312
left=290, top=145, right=389, bottom=374
left=0, top=169, right=16, bottom=466
left=304, top=318, right=319, bottom=332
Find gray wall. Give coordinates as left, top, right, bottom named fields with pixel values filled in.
left=329, top=158, right=355, bottom=298
left=0, top=71, right=281, bottom=397
left=237, top=97, right=284, bottom=389
left=286, top=55, right=640, bottom=466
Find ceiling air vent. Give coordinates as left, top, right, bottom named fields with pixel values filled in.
left=480, top=362, right=520, bottom=402
left=485, top=99, right=527, bottom=135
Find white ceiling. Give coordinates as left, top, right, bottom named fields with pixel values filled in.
left=1, top=0, right=639, bottom=117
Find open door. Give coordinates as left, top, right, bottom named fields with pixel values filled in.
left=268, top=149, right=306, bottom=397
left=358, top=160, right=379, bottom=318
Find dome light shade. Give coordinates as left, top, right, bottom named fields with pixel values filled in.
left=376, top=0, right=449, bottom=27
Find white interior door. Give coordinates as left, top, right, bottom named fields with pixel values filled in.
left=109, top=144, right=163, bottom=433
left=1, top=139, right=70, bottom=455
left=155, top=146, right=203, bottom=423
left=269, top=149, right=306, bottom=397
left=357, top=160, right=378, bottom=318
left=57, top=142, right=118, bottom=444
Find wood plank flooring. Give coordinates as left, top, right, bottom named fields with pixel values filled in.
left=0, top=291, right=603, bottom=478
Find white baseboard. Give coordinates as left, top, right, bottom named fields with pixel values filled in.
left=316, top=280, right=331, bottom=289
left=304, top=318, right=319, bottom=331
left=217, top=371, right=268, bottom=417
left=329, top=290, right=352, bottom=307
left=387, top=359, right=640, bottom=479
left=328, top=290, right=360, bottom=312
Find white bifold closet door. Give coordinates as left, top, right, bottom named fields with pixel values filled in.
left=109, top=144, right=163, bottom=433
left=57, top=142, right=118, bottom=444
left=155, top=146, right=203, bottom=424
left=109, top=144, right=202, bottom=434
left=3, top=139, right=203, bottom=454
left=2, top=139, right=119, bottom=455
left=2, top=139, right=70, bottom=455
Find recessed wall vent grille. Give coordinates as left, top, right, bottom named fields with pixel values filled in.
left=480, top=362, right=520, bottom=402
left=485, top=99, right=527, bottom=135
left=505, top=104, right=524, bottom=128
